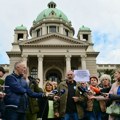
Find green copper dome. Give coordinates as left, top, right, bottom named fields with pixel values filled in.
left=79, top=25, right=90, bottom=31
left=35, top=1, right=69, bottom=24
left=15, top=24, right=27, bottom=30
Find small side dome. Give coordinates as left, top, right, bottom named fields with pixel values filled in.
left=15, top=24, right=27, bottom=30
left=79, top=25, right=91, bottom=31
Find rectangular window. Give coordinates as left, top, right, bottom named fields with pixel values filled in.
left=83, top=34, right=88, bottom=40
left=37, top=29, right=40, bottom=37
left=49, top=26, right=56, bottom=33
left=65, top=29, right=69, bottom=36
left=18, top=33, right=23, bottom=40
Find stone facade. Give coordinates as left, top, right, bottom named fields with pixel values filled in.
left=5, top=1, right=99, bottom=87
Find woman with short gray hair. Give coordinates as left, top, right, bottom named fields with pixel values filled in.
left=100, top=74, right=111, bottom=88
left=99, top=74, right=112, bottom=120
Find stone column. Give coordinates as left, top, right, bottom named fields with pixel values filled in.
left=80, top=34, right=83, bottom=40
left=14, top=33, right=18, bottom=43
left=59, top=24, right=64, bottom=34
left=42, top=24, right=47, bottom=35
left=32, top=30, right=37, bottom=38
left=38, top=55, right=43, bottom=88
left=23, top=32, right=28, bottom=40
left=81, top=55, right=86, bottom=70
left=88, top=34, right=92, bottom=43
left=65, top=55, right=71, bottom=72
left=22, top=55, right=28, bottom=67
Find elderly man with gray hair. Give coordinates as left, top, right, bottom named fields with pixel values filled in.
left=4, top=61, right=46, bottom=120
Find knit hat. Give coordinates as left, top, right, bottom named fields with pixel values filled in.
left=90, top=76, right=99, bottom=82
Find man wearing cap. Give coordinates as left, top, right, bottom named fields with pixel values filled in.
left=0, top=66, right=6, bottom=119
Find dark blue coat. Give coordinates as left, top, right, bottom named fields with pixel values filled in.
left=4, top=73, right=44, bottom=113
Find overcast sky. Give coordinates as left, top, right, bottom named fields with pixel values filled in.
left=0, top=0, right=120, bottom=64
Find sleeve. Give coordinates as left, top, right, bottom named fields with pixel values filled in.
left=109, top=94, right=120, bottom=100
left=5, top=75, right=26, bottom=94
left=109, top=83, right=115, bottom=94
left=34, top=84, right=43, bottom=92
left=26, top=87, right=45, bottom=98
left=53, top=85, right=60, bottom=113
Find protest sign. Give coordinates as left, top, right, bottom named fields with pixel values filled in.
left=74, top=70, right=90, bottom=82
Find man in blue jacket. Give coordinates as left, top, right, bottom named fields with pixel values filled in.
left=4, top=61, right=45, bottom=120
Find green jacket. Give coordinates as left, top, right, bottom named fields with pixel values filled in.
left=28, top=83, right=43, bottom=114
left=0, top=79, right=4, bottom=91
left=54, top=80, right=85, bottom=119
left=0, top=79, right=4, bottom=85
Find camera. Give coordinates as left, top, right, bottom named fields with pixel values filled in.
left=28, top=76, right=36, bottom=84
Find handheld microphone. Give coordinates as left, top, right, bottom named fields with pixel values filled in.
left=90, top=86, right=101, bottom=94
left=59, top=89, right=65, bottom=96
left=51, top=89, right=58, bottom=94
left=78, top=86, right=88, bottom=94
left=89, top=86, right=106, bottom=96
left=49, top=89, right=65, bottom=97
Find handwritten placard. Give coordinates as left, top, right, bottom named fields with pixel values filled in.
left=74, top=70, right=90, bottom=82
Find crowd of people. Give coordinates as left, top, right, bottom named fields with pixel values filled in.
left=0, top=61, right=120, bottom=120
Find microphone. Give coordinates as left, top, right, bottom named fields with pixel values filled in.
left=59, top=89, right=65, bottom=96
left=78, top=86, right=88, bottom=94
left=49, top=89, right=65, bottom=97
left=89, top=86, right=106, bottom=96
left=51, top=89, right=58, bottom=94
left=90, top=86, right=101, bottom=94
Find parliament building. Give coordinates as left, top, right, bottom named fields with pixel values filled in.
left=6, top=1, right=99, bottom=87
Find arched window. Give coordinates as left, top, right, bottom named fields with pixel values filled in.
left=30, top=67, right=38, bottom=78
left=46, top=69, right=62, bottom=83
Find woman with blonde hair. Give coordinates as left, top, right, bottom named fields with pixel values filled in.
left=39, top=81, right=56, bottom=120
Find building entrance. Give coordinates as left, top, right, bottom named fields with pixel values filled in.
left=46, top=69, right=62, bottom=83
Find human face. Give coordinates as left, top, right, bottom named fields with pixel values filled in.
left=67, top=74, right=73, bottom=79
left=36, top=79, right=40, bottom=84
left=102, top=79, right=110, bottom=87
left=46, top=83, right=53, bottom=92
left=90, top=78, right=98, bottom=86
left=114, top=71, right=120, bottom=81
left=0, top=71, right=4, bottom=78
left=66, top=71, right=74, bottom=81
left=16, top=63, right=26, bottom=76
left=23, top=68, right=27, bottom=79
left=81, top=82, right=87, bottom=88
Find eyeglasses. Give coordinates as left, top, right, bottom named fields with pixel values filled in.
left=81, top=83, right=86, bottom=84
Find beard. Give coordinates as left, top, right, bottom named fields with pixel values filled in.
left=68, top=76, right=73, bottom=79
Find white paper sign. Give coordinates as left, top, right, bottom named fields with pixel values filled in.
left=74, top=70, right=90, bottom=82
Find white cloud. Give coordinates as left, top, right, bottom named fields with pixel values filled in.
left=0, top=0, right=120, bottom=64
